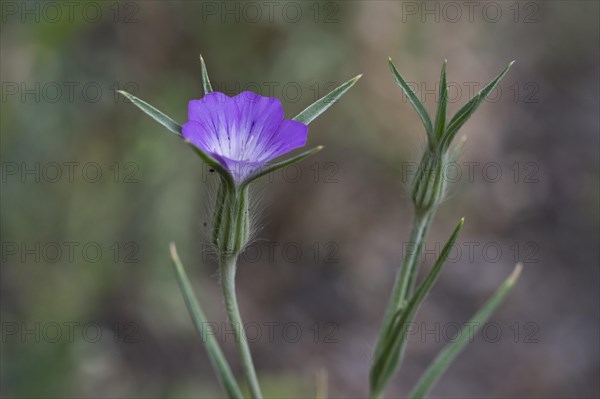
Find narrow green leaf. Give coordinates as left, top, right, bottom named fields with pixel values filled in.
left=434, top=60, right=448, bottom=142
left=240, top=146, right=323, bottom=189
left=370, top=218, right=465, bottom=397
left=118, top=90, right=182, bottom=136
left=409, top=263, right=523, bottom=399
left=442, top=61, right=514, bottom=150
left=200, top=54, right=213, bottom=94
left=169, top=243, right=244, bottom=399
left=388, top=58, right=434, bottom=145
left=293, top=75, right=362, bottom=125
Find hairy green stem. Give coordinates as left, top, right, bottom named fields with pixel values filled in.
left=380, top=210, right=433, bottom=335
left=221, top=256, right=263, bottom=399
left=405, top=211, right=434, bottom=298
left=372, top=208, right=435, bottom=399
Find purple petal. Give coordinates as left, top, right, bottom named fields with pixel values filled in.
left=232, top=91, right=284, bottom=160
left=184, top=92, right=240, bottom=157
left=183, top=91, right=309, bottom=184
left=261, top=119, right=308, bottom=160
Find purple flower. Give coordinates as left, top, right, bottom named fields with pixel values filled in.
left=182, top=91, right=308, bottom=184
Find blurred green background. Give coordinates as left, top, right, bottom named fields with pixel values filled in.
left=1, top=1, right=599, bottom=398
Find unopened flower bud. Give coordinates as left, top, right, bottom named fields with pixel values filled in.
left=411, top=149, right=448, bottom=213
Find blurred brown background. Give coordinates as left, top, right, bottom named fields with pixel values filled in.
left=1, top=1, right=599, bottom=398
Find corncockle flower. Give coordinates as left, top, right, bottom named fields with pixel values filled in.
left=182, top=92, right=315, bottom=258
left=183, top=92, right=309, bottom=185
left=119, top=55, right=361, bottom=399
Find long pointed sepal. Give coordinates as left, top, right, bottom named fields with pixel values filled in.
left=240, top=146, right=324, bottom=188
left=441, top=61, right=514, bottom=150
left=389, top=57, right=434, bottom=145
left=118, top=90, right=235, bottom=188
left=200, top=54, right=213, bottom=95
left=293, top=75, right=362, bottom=125
left=118, top=90, right=182, bottom=136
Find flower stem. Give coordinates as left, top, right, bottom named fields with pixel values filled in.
left=373, top=209, right=435, bottom=365
left=221, top=255, right=263, bottom=399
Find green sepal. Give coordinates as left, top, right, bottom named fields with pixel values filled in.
left=216, top=188, right=236, bottom=257
left=212, top=185, right=251, bottom=259
left=200, top=54, right=213, bottom=94
left=433, top=60, right=448, bottom=142
left=293, top=75, right=362, bottom=125
left=118, top=90, right=182, bottom=136
left=185, top=141, right=236, bottom=192
left=370, top=218, right=464, bottom=398
left=233, top=186, right=250, bottom=255
left=212, top=180, right=229, bottom=250
left=389, top=57, right=434, bottom=146
left=118, top=90, right=236, bottom=190
left=441, top=61, right=514, bottom=150
left=408, top=263, right=523, bottom=398
left=411, top=150, right=448, bottom=213
left=240, top=146, right=324, bottom=189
